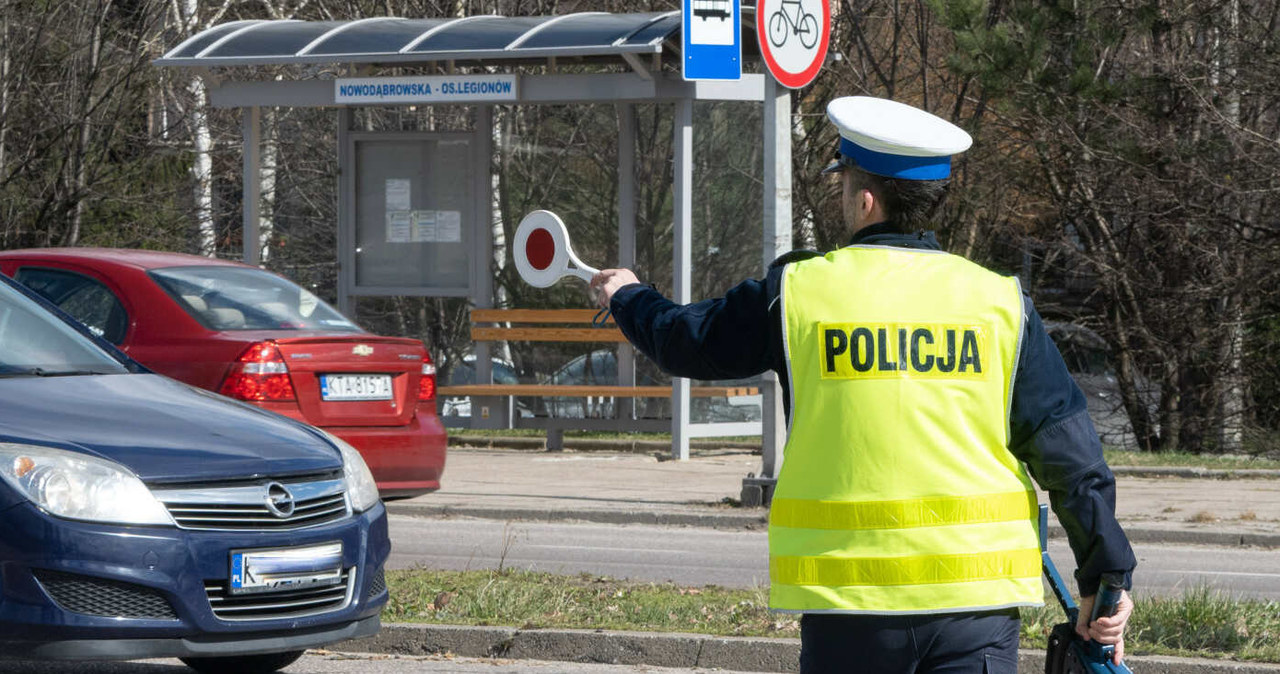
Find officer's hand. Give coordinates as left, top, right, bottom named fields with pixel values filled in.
left=1076, top=590, right=1134, bottom=663
left=590, top=269, right=641, bottom=307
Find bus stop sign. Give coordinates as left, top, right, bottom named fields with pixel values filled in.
left=756, top=0, right=830, bottom=88
left=682, top=0, right=742, bottom=80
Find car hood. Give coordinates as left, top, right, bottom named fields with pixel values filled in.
left=0, top=374, right=342, bottom=483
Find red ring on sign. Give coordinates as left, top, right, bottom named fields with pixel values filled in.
left=756, top=0, right=831, bottom=89
left=526, top=228, right=556, bottom=271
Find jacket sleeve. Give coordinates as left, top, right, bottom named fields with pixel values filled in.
left=1008, top=297, right=1138, bottom=597
left=607, top=270, right=785, bottom=381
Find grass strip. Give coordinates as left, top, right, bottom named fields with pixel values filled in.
left=386, top=568, right=1280, bottom=663
left=1101, top=449, right=1280, bottom=470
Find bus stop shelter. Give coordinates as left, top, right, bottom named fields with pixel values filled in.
left=157, top=11, right=793, bottom=498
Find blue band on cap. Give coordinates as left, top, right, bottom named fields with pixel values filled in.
left=840, top=137, right=952, bottom=180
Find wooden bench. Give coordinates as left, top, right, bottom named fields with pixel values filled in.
left=437, top=308, right=760, bottom=448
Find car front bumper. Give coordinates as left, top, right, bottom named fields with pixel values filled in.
left=0, top=500, right=390, bottom=660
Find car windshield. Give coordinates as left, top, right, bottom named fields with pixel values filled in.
left=0, top=279, right=128, bottom=376
left=150, top=266, right=361, bottom=332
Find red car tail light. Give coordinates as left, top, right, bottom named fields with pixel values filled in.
left=418, top=358, right=437, bottom=402
left=219, top=341, right=296, bottom=402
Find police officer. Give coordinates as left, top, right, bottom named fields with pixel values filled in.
left=590, top=96, right=1137, bottom=673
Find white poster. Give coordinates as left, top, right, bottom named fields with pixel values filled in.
left=412, top=210, right=437, bottom=242
left=385, top=179, right=411, bottom=212
left=386, top=211, right=412, bottom=243
left=689, top=0, right=735, bottom=45
left=436, top=211, right=462, bottom=243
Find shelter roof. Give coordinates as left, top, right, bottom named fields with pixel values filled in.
left=156, top=12, right=712, bottom=68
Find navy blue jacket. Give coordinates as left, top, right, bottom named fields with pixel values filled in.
left=610, top=222, right=1136, bottom=596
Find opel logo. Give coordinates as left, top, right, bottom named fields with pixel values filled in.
left=264, top=482, right=296, bottom=519
left=352, top=344, right=373, bottom=356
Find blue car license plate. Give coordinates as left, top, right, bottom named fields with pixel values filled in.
left=229, top=542, right=344, bottom=595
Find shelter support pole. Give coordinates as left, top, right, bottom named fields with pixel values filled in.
left=242, top=106, right=262, bottom=266
left=744, top=75, right=792, bottom=506
left=617, top=104, right=637, bottom=420
left=671, top=97, right=693, bottom=461
left=336, top=107, right=354, bottom=318
left=471, top=105, right=500, bottom=428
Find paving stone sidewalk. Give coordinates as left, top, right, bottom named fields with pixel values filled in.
left=389, top=447, right=1280, bottom=547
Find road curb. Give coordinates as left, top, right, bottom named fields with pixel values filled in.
left=385, top=503, right=1280, bottom=548
left=338, top=623, right=1280, bottom=673
left=1111, top=466, right=1280, bottom=480
left=386, top=502, right=766, bottom=530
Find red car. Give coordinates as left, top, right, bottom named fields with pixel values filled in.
left=0, top=248, right=445, bottom=499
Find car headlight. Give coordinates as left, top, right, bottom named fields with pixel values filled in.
left=0, top=443, right=172, bottom=525
left=319, top=431, right=380, bottom=512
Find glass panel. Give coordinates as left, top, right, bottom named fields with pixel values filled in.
left=407, top=16, right=552, bottom=53
left=169, top=22, right=257, bottom=58
left=353, top=137, right=472, bottom=291
left=14, top=268, right=129, bottom=345
left=149, top=266, right=360, bottom=332
left=307, top=18, right=446, bottom=55
left=517, top=13, right=665, bottom=50
left=203, top=21, right=345, bottom=58
left=622, top=13, right=681, bottom=46
left=0, top=280, right=128, bottom=375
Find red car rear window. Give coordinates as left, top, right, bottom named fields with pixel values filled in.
left=150, top=266, right=362, bottom=332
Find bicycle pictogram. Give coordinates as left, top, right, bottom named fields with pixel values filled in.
left=768, top=0, right=819, bottom=49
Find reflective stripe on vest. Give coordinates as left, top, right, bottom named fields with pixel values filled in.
left=772, top=245, right=1041, bottom=615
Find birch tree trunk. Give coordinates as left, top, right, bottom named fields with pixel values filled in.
left=0, top=13, right=8, bottom=178
left=67, top=0, right=111, bottom=247
left=259, top=107, right=278, bottom=262
left=177, top=0, right=216, bottom=256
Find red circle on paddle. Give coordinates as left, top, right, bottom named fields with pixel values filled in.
left=526, top=228, right=555, bottom=271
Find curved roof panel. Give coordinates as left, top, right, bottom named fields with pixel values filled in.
left=156, top=11, right=684, bottom=67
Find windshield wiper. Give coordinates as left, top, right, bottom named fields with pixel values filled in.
left=0, top=368, right=117, bottom=378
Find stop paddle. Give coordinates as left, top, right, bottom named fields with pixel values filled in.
left=513, top=210, right=600, bottom=288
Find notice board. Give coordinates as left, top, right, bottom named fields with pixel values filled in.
left=349, top=133, right=473, bottom=294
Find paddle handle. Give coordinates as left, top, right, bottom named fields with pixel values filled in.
left=567, top=250, right=600, bottom=283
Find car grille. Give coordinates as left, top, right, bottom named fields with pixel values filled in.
left=367, top=567, right=386, bottom=599
left=153, top=476, right=350, bottom=531
left=34, top=569, right=178, bottom=620
left=206, top=568, right=355, bottom=621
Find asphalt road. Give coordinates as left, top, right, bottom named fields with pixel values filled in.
left=0, top=653, right=758, bottom=674
left=389, top=514, right=1280, bottom=600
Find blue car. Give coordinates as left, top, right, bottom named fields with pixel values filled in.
left=0, top=273, right=390, bottom=673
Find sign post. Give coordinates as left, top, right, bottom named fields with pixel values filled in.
left=682, top=0, right=742, bottom=80
left=755, top=0, right=830, bottom=88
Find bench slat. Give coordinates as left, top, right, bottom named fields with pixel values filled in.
left=470, top=308, right=612, bottom=324
left=437, top=384, right=759, bottom=398
left=471, top=326, right=627, bottom=343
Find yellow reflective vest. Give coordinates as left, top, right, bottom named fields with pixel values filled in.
left=771, top=244, right=1043, bottom=614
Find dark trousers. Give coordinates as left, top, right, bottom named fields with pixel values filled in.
left=798, top=609, right=1020, bottom=674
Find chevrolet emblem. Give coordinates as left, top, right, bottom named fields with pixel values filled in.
left=352, top=344, right=374, bottom=356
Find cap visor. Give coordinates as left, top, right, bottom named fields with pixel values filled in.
left=821, top=160, right=845, bottom=174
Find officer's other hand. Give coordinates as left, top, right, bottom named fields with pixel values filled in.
left=1075, top=589, right=1134, bottom=663
left=590, top=269, right=640, bottom=307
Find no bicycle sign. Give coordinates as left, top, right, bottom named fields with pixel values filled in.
left=756, top=0, right=830, bottom=89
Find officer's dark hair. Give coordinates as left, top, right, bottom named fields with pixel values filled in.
left=848, top=166, right=950, bottom=231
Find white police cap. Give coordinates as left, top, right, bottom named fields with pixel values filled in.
left=822, top=96, right=973, bottom=180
